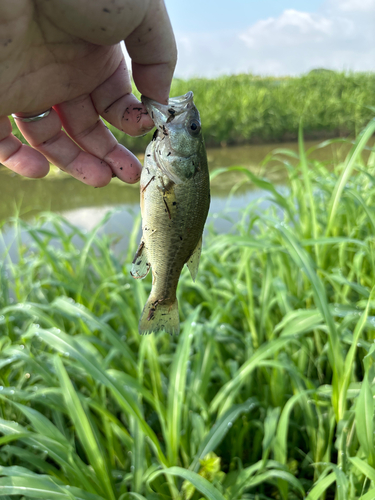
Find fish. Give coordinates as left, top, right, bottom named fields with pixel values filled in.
left=130, top=91, right=210, bottom=335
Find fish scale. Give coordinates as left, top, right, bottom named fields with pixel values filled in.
left=131, top=92, right=210, bottom=335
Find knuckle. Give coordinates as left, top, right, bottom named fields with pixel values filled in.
left=72, top=119, right=101, bottom=141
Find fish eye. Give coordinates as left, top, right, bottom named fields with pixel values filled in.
left=188, top=119, right=201, bottom=135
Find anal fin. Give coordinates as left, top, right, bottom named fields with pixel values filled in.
left=130, top=241, right=151, bottom=279
left=186, top=236, right=202, bottom=282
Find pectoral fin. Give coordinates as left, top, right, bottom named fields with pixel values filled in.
left=130, top=241, right=151, bottom=279
left=158, top=155, right=184, bottom=185
left=186, top=237, right=202, bottom=282
left=158, top=179, right=178, bottom=221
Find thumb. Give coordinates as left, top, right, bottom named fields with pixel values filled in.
left=125, top=0, right=177, bottom=104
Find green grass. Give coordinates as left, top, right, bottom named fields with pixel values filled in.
left=1, top=120, right=375, bottom=499
left=9, top=71, right=375, bottom=153
left=169, top=71, right=375, bottom=147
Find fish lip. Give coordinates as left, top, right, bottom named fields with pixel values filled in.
left=167, top=91, right=194, bottom=107
left=141, top=92, right=194, bottom=124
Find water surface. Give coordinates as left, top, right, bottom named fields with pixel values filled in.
left=1, top=138, right=358, bottom=259
left=0, top=138, right=357, bottom=224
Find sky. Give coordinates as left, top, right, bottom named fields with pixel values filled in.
left=163, top=0, right=375, bottom=78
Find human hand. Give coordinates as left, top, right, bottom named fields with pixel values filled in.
left=0, top=0, right=176, bottom=186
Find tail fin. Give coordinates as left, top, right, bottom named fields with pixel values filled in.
left=139, top=297, right=180, bottom=335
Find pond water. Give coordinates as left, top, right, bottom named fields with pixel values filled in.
left=0, top=138, right=360, bottom=257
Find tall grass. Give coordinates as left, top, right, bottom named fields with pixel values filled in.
left=1, top=121, right=375, bottom=499
left=170, top=71, right=375, bottom=147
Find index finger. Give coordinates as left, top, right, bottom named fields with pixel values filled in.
left=125, top=0, right=177, bottom=104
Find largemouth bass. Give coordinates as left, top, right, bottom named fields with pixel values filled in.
left=131, top=92, right=210, bottom=335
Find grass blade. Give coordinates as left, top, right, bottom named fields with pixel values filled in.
left=0, top=418, right=91, bottom=488
left=360, top=488, right=375, bottom=500
left=25, top=326, right=168, bottom=466
left=242, top=468, right=305, bottom=497
left=190, top=398, right=258, bottom=471
left=54, top=356, right=116, bottom=500
left=355, top=371, right=375, bottom=466
left=326, top=119, right=375, bottom=235
left=339, top=287, right=375, bottom=420
left=52, top=297, right=136, bottom=369
left=274, top=390, right=314, bottom=465
left=298, top=122, right=318, bottom=261
left=149, top=466, right=226, bottom=500
left=210, top=336, right=298, bottom=415
left=349, top=457, right=375, bottom=482
left=262, top=407, right=281, bottom=462
left=305, top=472, right=335, bottom=499
left=0, top=475, right=106, bottom=500
left=166, top=312, right=199, bottom=465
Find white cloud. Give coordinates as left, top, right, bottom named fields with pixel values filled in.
left=240, top=10, right=336, bottom=48
left=240, top=10, right=334, bottom=48
left=172, top=0, right=375, bottom=77
left=330, top=0, right=375, bottom=12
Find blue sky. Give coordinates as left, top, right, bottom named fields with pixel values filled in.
left=165, top=0, right=325, bottom=32
left=162, top=0, right=375, bottom=77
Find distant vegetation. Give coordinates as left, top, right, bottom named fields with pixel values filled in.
left=9, top=71, right=375, bottom=153
left=1, top=122, right=375, bottom=498
left=181, top=70, right=375, bottom=146
left=112, top=70, right=375, bottom=151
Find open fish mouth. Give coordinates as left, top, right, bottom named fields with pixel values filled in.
left=167, top=91, right=194, bottom=107
left=142, top=92, right=194, bottom=125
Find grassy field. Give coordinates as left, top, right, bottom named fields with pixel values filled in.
left=169, top=71, right=375, bottom=147
left=9, top=71, right=375, bottom=154
left=1, top=120, right=375, bottom=499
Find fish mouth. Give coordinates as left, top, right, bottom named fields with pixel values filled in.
left=166, top=91, right=194, bottom=107
left=141, top=92, right=194, bottom=125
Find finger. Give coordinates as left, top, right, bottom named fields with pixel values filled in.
left=125, top=0, right=177, bottom=104
left=13, top=109, right=112, bottom=187
left=0, top=116, right=50, bottom=178
left=91, top=58, right=154, bottom=135
left=55, top=93, right=142, bottom=183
